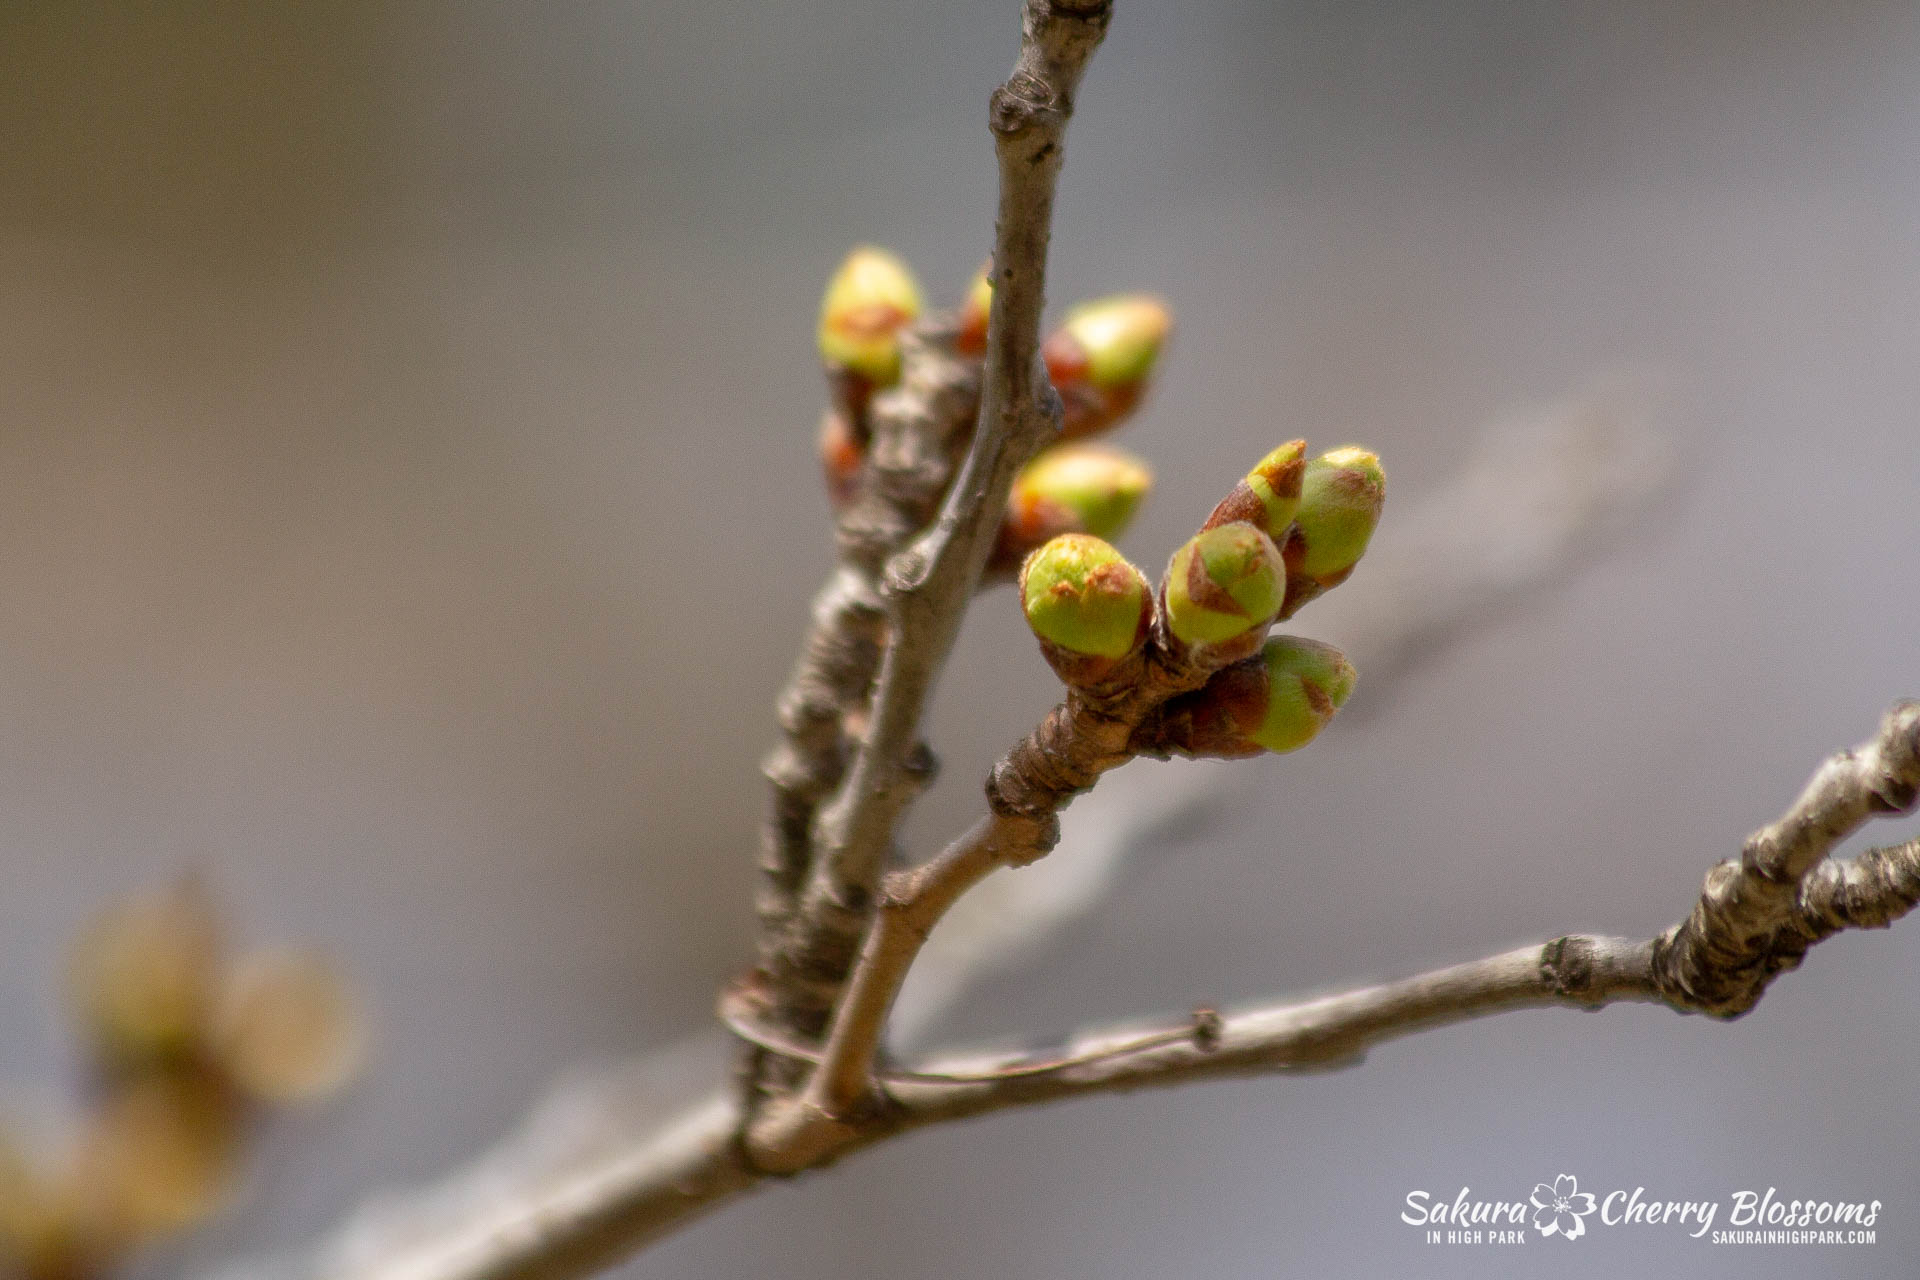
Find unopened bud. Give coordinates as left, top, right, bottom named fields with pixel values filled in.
left=995, top=443, right=1151, bottom=569
left=1203, top=440, right=1306, bottom=542
left=77, top=1072, right=241, bottom=1239
left=1142, top=636, right=1355, bottom=758
left=67, top=882, right=220, bottom=1067
left=1019, top=534, right=1152, bottom=684
left=1249, top=635, right=1356, bottom=752
left=0, top=1137, right=89, bottom=1278
left=817, top=246, right=924, bottom=386
left=1041, top=295, right=1171, bottom=439
left=1286, top=446, right=1385, bottom=592
left=955, top=263, right=993, bottom=356
left=213, top=950, right=368, bottom=1104
left=1162, top=522, right=1285, bottom=658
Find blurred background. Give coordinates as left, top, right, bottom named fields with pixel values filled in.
left=3, top=1, right=1918, bottom=1276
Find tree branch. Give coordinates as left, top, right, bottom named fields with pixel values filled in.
left=751, top=0, right=1114, bottom=1074
left=269, top=704, right=1920, bottom=1280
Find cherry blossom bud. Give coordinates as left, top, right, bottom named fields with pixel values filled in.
left=994, top=443, right=1152, bottom=570
left=77, top=1072, right=241, bottom=1238
left=816, top=246, right=924, bottom=386
left=1041, top=295, right=1171, bottom=439
left=67, top=883, right=221, bottom=1067
left=1162, top=522, right=1285, bottom=658
left=1143, top=636, right=1355, bottom=757
left=1248, top=635, right=1357, bottom=752
left=1019, top=534, right=1152, bottom=685
left=1202, top=440, right=1307, bottom=542
left=1286, top=446, right=1385, bottom=592
left=213, top=950, right=368, bottom=1104
left=0, top=1136, right=91, bottom=1279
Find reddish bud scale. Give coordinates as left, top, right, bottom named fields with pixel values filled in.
left=955, top=265, right=994, bottom=357
left=818, top=410, right=864, bottom=510
left=1140, top=659, right=1272, bottom=759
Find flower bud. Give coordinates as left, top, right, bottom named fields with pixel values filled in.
left=1141, top=635, right=1355, bottom=757
left=1041, top=295, right=1171, bottom=439
left=816, top=246, right=924, bottom=386
left=213, top=950, right=368, bottom=1104
left=1202, top=440, right=1307, bottom=542
left=1162, top=522, right=1285, bottom=657
left=67, top=883, right=221, bottom=1067
left=995, top=444, right=1151, bottom=569
left=77, top=1072, right=241, bottom=1238
left=1249, top=635, right=1356, bottom=752
left=1019, top=534, right=1152, bottom=684
left=955, top=263, right=993, bottom=356
left=818, top=409, right=864, bottom=510
left=0, top=1137, right=89, bottom=1278
left=1286, top=446, right=1385, bottom=591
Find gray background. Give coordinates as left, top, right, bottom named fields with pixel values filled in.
left=3, top=2, right=1918, bottom=1276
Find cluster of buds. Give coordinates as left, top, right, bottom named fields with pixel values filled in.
left=1199, top=440, right=1386, bottom=611
left=0, top=882, right=365, bottom=1280
left=813, top=249, right=1172, bottom=546
left=1017, top=440, right=1384, bottom=758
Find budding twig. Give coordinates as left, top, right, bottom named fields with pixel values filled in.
left=279, top=704, right=1920, bottom=1280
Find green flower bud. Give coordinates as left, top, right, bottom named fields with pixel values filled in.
left=67, top=882, right=221, bottom=1067
left=1249, top=635, right=1356, bottom=753
left=1011, top=444, right=1151, bottom=541
left=955, top=263, right=993, bottom=356
left=213, top=950, right=368, bottom=1104
left=1162, top=522, right=1285, bottom=655
left=991, top=444, right=1153, bottom=576
left=1202, top=440, right=1307, bottom=541
left=1041, top=294, right=1172, bottom=439
left=78, top=1071, right=241, bottom=1237
left=1288, top=446, right=1385, bottom=586
left=1019, top=534, right=1152, bottom=684
left=1137, top=635, right=1355, bottom=758
left=816, top=246, right=924, bottom=385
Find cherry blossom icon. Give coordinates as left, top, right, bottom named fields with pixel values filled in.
left=1530, top=1174, right=1597, bottom=1240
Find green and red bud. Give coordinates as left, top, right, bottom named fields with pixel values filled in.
left=1019, top=533, right=1153, bottom=685
left=993, top=443, right=1152, bottom=571
left=1283, top=446, right=1385, bottom=608
left=1141, top=635, right=1356, bottom=758
left=1162, top=522, right=1286, bottom=660
left=1042, top=294, right=1171, bottom=439
left=67, top=883, right=222, bottom=1068
left=213, top=950, right=367, bottom=1104
left=816, top=246, right=924, bottom=387
left=955, top=263, right=994, bottom=357
left=1202, top=440, right=1307, bottom=542
left=77, top=1071, right=242, bottom=1238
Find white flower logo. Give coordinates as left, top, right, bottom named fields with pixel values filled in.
left=1530, top=1174, right=1597, bottom=1240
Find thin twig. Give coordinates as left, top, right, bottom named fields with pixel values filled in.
left=757, top=0, right=1116, bottom=1101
